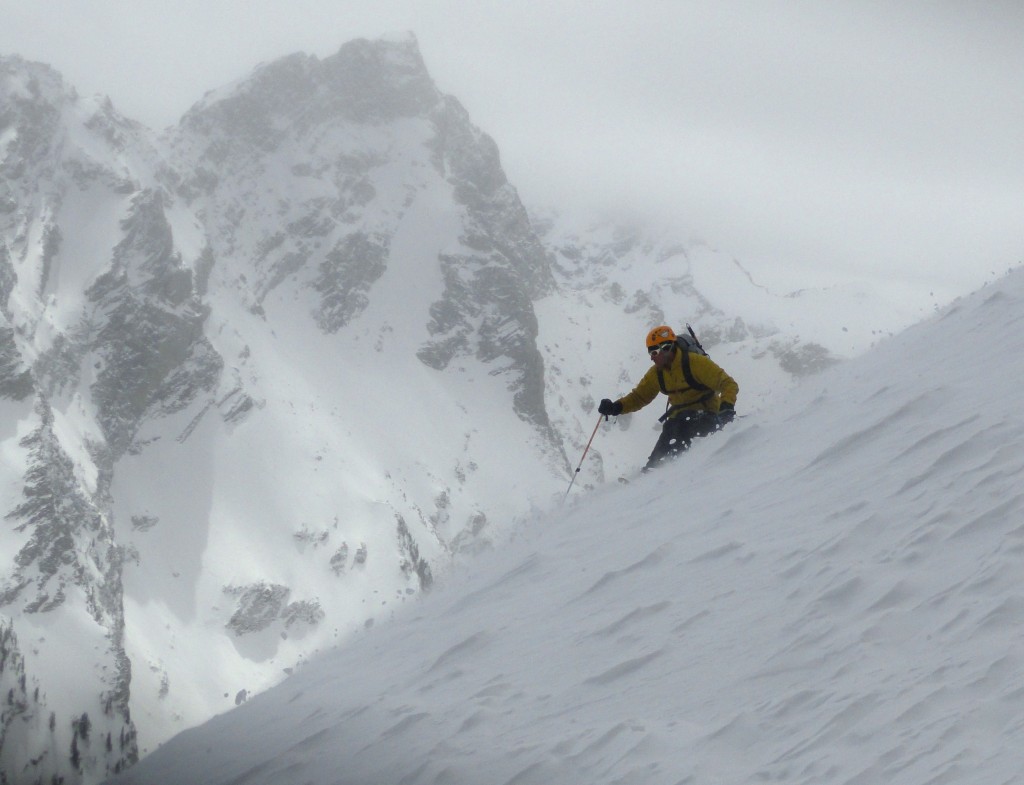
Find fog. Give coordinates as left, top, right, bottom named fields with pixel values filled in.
left=2, top=0, right=1021, bottom=298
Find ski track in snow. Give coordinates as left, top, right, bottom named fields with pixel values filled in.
left=108, top=270, right=1024, bottom=785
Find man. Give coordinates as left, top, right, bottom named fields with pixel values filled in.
left=598, top=325, right=739, bottom=471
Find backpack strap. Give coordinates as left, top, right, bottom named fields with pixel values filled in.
left=679, top=348, right=713, bottom=395
left=656, top=345, right=715, bottom=421
left=657, top=343, right=713, bottom=395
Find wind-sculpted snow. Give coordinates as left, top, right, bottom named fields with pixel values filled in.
left=110, top=267, right=1024, bottom=785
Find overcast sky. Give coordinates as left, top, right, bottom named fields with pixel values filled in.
left=3, top=1, right=1022, bottom=299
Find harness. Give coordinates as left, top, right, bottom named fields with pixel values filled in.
left=656, top=346, right=715, bottom=422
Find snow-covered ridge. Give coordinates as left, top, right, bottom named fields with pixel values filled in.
left=110, top=265, right=1024, bottom=785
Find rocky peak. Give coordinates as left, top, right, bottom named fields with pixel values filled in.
left=1, top=56, right=72, bottom=183
left=166, top=34, right=557, bottom=437
left=1, top=56, right=145, bottom=184
left=176, top=34, right=441, bottom=163
left=317, top=34, right=441, bottom=124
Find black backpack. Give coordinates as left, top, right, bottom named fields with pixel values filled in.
left=674, top=324, right=708, bottom=358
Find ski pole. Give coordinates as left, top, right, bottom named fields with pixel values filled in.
left=562, top=413, right=604, bottom=503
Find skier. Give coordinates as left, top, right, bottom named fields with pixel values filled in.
left=598, top=325, right=738, bottom=471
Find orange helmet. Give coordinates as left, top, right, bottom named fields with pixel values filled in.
left=645, top=325, right=676, bottom=349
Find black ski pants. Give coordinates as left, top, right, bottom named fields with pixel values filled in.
left=644, top=410, right=721, bottom=470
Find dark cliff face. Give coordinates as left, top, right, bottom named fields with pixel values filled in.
left=0, top=322, right=32, bottom=399
left=85, top=189, right=222, bottom=457
left=423, top=92, right=556, bottom=431
left=1, top=396, right=140, bottom=780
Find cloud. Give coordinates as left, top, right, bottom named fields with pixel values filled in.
left=2, top=0, right=1021, bottom=295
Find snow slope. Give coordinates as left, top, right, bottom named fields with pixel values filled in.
left=106, top=267, right=1024, bottom=784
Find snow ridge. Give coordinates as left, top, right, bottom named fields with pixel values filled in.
left=111, top=267, right=1024, bottom=785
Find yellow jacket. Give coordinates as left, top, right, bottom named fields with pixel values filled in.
left=619, top=349, right=738, bottom=418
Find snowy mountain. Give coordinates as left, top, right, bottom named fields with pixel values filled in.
left=0, top=35, right=955, bottom=784
left=107, top=264, right=1024, bottom=785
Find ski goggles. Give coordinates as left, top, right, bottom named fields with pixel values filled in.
left=648, top=342, right=675, bottom=358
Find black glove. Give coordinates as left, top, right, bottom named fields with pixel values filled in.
left=717, top=401, right=735, bottom=425
left=598, top=398, right=623, bottom=417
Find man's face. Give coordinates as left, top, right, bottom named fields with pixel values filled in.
left=649, top=341, right=676, bottom=370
